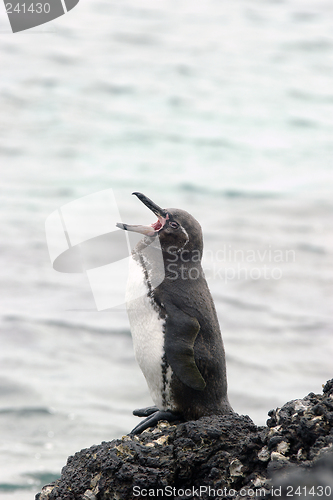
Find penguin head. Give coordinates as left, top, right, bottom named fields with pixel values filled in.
left=116, top=192, right=203, bottom=255
left=158, top=207, right=203, bottom=255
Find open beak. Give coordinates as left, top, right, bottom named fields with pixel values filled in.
left=116, top=192, right=168, bottom=236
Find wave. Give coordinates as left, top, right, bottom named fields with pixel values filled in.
left=1, top=314, right=131, bottom=337
left=0, top=472, right=60, bottom=492
left=178, top=182, right=281, bottom=199
left=297, top=243, right=326, bottom=254
left=0, top=406, right=54, bottom=417
left=214, top=293, right=270, bottom=311
left=0, top=483, right=30, bottom=492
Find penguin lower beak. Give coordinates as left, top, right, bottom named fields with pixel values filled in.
left=116, top=192, right=168, bottom=236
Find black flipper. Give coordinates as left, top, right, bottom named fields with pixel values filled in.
left=130, top=410, right=182, bottom=435
left=133, top=406, right=158, bottom=417
left=164, top=303, right=206, bottom=391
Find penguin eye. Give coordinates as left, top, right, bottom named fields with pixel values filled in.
left=169, top=221, right=179, bottom=229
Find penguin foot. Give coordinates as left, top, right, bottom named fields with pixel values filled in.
left=132, top=406, right=158, bottom=417
left=130, top=410, right=182, bottom=435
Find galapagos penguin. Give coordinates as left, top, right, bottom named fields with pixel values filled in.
left=116, top=192, right=232, bottom=434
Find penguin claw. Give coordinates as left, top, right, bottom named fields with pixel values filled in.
left=133, top=406, right=158, bottom=417
left=129, top=410, right=183, bottom=435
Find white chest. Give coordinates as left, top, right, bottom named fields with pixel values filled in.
left=125, top=255, right=167, bottom=408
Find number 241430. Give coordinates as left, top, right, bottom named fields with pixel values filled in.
left=5, top=3, right=51, bottom=14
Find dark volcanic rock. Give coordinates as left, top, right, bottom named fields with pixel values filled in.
left=36, top=381, right=333, bottom=500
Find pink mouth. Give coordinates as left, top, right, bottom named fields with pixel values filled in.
left=151, top=215, right=168, bottom=232
left=151, top=219, right=163, bottom=231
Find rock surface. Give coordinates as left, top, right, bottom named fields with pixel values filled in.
left=36, top=381, right=333, bottom=500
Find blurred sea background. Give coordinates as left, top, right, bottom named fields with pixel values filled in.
left=0, top=0, right=333, bottom=497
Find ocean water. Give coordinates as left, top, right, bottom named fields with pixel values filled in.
left=0, top=0, right=333, bottom=496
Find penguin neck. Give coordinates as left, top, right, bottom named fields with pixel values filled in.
left=162, top=247, right=202, bottom=268
left=131, top=237, right=203, bottom=278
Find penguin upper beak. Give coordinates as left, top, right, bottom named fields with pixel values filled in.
left=116, top=192, right=168, bottom=236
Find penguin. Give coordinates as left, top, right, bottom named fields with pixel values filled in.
left=116, top=192, right=233, bottom=435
